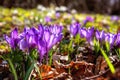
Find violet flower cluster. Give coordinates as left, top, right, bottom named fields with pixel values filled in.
left=5, top=22, right=120, bottom=62
left=69, top=22, right=120, bottom=48
left=4, top=24, right=63, bottom=61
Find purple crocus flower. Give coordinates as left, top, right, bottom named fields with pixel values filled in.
left=30, top=27, right=41, bottom=44
left=18, top=27, right=39, bottom=52
left=18, top=27, right=30, bottom=39
left=48, top=33, right=62, bottom=50
left=18, top=32, right=30, bottom=52
left=95, top=30, right=105, bottom=42
left=37, top=25, right=63, bottom=61
left=79, top=27, right=87, bottom=38
left=43, top=29, right=50, bottom=45
left=80, top=27, right=94, bottom=41
left=115, top=33, right=120, bottom=47
left=83, top=16, right=94, bottom=25
left=18, top=36, right=29, bottom=52
left=56, top=12, right=60, bottom=18
left=86, top=27, right=95, bottom=44
left=105, top=33, right=117, bottom=47
left=28, top=35, right=37, bottom=48
left=49, top=25, right=63, bottom=35
left=37, top=28, right=50, bottom=60
left=87, top=27, right=94, bottom=38
left=38, top=24, right=44, bottom=36
left=38, top=38, right=47, bottom=61
left=4, top=28, right=19, bottom=49
left=70, top=23, right=80, bottom=37
left=44, top=16, right=51, bottom=23
left=111, top=16, right=119, bottom=21
left=43, top=27, right=62, bottom=51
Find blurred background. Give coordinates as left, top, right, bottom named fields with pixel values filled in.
left=0, top=0, right=120, bottom=15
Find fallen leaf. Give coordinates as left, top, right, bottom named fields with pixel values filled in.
left=53, top=60, right=94, bottom=79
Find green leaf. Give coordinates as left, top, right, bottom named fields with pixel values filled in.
left=93, top=39, right=100, bottom=54
left=0, top=55, right=4, bottom=59
left=7, top=58, right=18, bottom=80
left=49, top=50, right=54, bottom=66
left=115, top=49, right=120, bottom=59
left=24, top=62, right=35, bottom=80
left=34, top=63, right=42, bottom=80
left=100, top=49, right=115, bottom=74
left=105, top=41, right=110, bottom=53
left=75, top=34, right=80, bottom=44
left=68, top=38, right=73, bottom=52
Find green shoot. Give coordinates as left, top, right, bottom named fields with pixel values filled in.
left=7, top=58, right=18, bottom=80
left=75, top=34, right=80, bottom=45
left=93, top=39, right=100, bottom=55
left=115, top=48, right=120, bottom=59
left=100, top=49, right=115, bottom=74
left=49, top=49, right=54, bottom=66
left=105, top=41, right=110, bottom=53
left=24, top=62, right=35, bottom=80
left=68, top=37, right=74, bottom=53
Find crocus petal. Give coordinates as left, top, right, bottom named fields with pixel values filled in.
left=83, top=16, right=94, bottom=25
left=79, top=28, right=87, bottom=38
left=4, top=35, right=14, bottom=48
left=111, top=16, right=119, bottom=21
left=54, top=34, right=62, bottom=45
left=49, top=25, right=63, bottom=35
left=109, top=34, right=117, bottom=45
left=45, top=16, right=51, bottom=23
left=28, top=36, right=37, bottom=48
left=18, top=38, right=28, bottom=51
left=115, top=33, right=120, bottom=46
left=30, top=27, right=39, bottom=35
left=86, top=27, right=94, bottom=41
left=38, top=39, right=47, bottom=60
left=24, top=27, right=30, bottom=33
left=56, top=12, right=60, bottom=18
left=11, top=28, right=18, bottom=39
left=43, top=30, right=50, bottom=43
left=4, top=35, right=11, bottom=45
left=48, top=34, right=55, bottom=50
left=87, top=27, right=94, bottom=37
left=95, top=30, right=100, bottom=40
left=96, top=30, right=105, bottom=41
left=105, top=33, right=117, bottom=47
left=70, top=23, right=80, bottom=36
left=5, top=28, right=20, bottom=49
left=38, top=24, right=44, bottom=35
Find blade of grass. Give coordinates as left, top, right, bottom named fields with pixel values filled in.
left=24, top=62, right=35, bottom=80
left=93, top=39, right=100, bottom=54
left=105, top=41, right=110, bottom=53
left=49, top=50, right=54, bottom=66
left=34, top=63, right=42, bottom=80
left=100, top=49, right=115, bottom=74
left=7, top=58, right=18, bottom=80
left=115, top=49, right=120, bottom=59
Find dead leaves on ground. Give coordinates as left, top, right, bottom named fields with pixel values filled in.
left=33, top=60, right=94, bottom=80
left=32, top=54, right=120, bottom=80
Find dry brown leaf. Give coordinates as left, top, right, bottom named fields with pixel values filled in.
left=38, top=65, right=58, bottom=79
left=53, top=72, right=72, bottom=80
left=70, top=61, right=94, bottom=79
left=95, top=56, right=108, bottom=74
left=53, top=60, right=94, bottom=79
